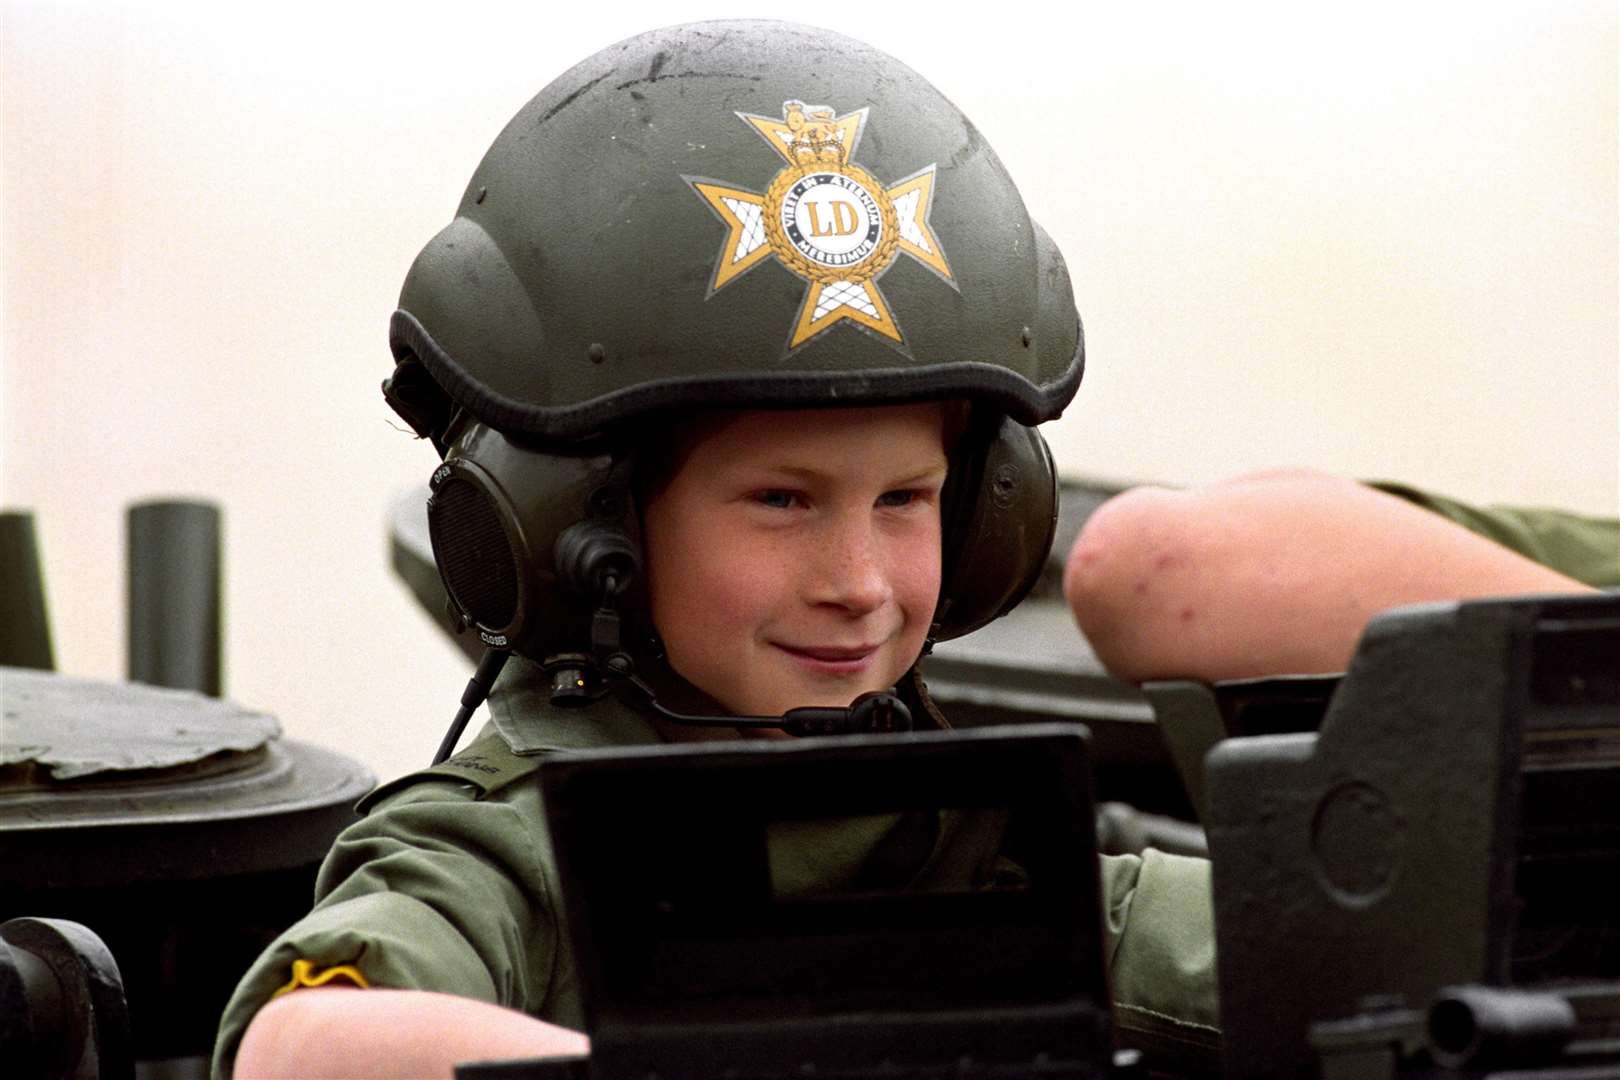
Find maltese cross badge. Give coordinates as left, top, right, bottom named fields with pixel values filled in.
left=687, top=100, right=956, bottom=353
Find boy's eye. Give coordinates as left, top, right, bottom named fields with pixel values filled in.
left=753, top=490, right=800, bottom=510
left=877, top=489, right=920, bottom=508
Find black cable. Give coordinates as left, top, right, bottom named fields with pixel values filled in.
left=433, top=649, right=511, bottom=765
left=617, top=669, right=912, bottom=737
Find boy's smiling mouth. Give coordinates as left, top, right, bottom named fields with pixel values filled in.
left=773, top=642, right=880, bottom=672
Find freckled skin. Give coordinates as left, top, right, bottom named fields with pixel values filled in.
left=1064, top=470, right=1597, bottom=682
left=641, top=404, right=948, bottom=726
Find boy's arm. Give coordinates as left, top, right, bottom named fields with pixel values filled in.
left=1063, top=469, right=1605, bottom=683
left=213, top=753, right=576, bottom=1079
left=234, top=987, right=586, bottom=1079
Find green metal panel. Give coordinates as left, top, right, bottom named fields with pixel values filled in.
left=0, top=511, right=54, bottom=671
left=126, top=501, right=221, bottom=697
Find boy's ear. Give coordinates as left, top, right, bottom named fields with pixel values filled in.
left=933, top=416, right=1058, bottom=643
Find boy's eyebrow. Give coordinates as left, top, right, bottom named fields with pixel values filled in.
left=889, top=462, right=951, bottom=486
left=734, top=460, right=949, bottom=485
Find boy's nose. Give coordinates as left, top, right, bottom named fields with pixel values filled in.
left=811, top=514, right=891, bottom=615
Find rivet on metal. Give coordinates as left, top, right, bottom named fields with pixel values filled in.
left=588, top=343, right=607, bottom=364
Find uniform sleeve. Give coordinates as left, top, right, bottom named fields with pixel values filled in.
left=1099, top=850, right=1221, bottom=1070
left=1369, top=481, right=1620, bottom=588
left=210, top=776, right=574, bottom=1080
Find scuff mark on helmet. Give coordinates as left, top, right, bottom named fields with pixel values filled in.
left=948, top=124, right=984, bottom=170
left=538, top=72, right=610, bottom=126
left=613, top=71, right=763, bottom=92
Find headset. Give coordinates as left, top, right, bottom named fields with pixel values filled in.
left=384, top=354, right=1059, bottom=760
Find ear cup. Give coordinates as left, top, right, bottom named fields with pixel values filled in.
left=426, top=421, right=641, bottom=660
left=933, top=418, right=1058, bottom=641
left=428, top=464, right=524, bottom=636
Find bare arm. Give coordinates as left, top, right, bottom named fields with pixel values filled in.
left=1063, top=469, right=1596, bottom=683
left=234, top=987, right=588, bottom=1080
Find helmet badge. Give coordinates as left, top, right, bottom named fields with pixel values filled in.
left=688, top=100, right=956, bottom=353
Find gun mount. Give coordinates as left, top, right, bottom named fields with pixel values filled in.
left=1205, top=592, right=1620, bottom=1076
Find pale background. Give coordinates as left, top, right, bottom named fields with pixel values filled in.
left=4, top=1, right=1615, bottom=783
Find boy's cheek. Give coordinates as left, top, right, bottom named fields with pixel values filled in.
left=893, top=534, right=944, bottom=600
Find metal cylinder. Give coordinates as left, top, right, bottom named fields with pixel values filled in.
left=0, top=917, right=132, bottom=1080
left=1428, top=984, right=1576, bottom=1068
left=0, top=511, right=55, bottom=670
left=1096, top=801, right=1209, bottom=859
left=126, top=500, right=222, bottom=696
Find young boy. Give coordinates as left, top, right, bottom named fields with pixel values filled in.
left=214, top=20, right=1218, bottom=1078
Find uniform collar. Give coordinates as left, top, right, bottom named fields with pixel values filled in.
left=487, top=657, right=666, bottom=755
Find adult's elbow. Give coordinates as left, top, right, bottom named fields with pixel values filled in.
left=1064, top=486, right=1192, bottom=683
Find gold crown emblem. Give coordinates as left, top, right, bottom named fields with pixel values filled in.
left=687, top=100, right=956, bottom=352
left=782, top=100, right=850, bottom=166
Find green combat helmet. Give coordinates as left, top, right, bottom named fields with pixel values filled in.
left=381, top=19, right=1085, bottom=728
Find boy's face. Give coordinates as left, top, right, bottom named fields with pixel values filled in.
left=642, top=403, right=948, bottom=724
